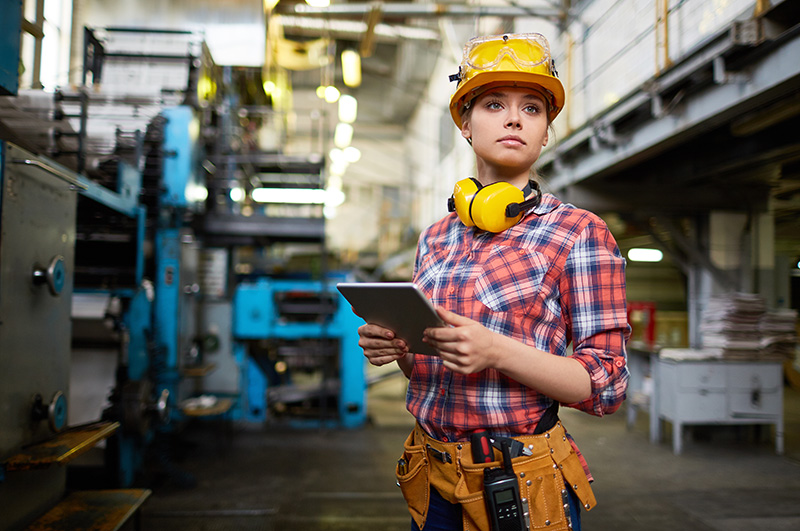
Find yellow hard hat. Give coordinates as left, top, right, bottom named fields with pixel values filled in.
left=449, top=33, right=565, bottom=128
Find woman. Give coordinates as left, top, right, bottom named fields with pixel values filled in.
left=358, top=33, right=629, bottom=531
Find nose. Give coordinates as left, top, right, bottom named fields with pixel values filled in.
left=505, top=109, right=521, bottom=129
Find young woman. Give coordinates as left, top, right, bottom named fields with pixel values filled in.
left=358, top=33, right=629, bottom=531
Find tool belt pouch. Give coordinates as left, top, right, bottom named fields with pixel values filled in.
left=395, top=429, right=430, bottom=529
left=396, top=422, right=596, bottom=531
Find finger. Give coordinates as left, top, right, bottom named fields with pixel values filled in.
left=435, top=307, right=477, bottom=326
left=359, top=323, right=396, bottom=339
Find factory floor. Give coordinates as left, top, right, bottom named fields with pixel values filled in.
left=136, top=369, right=800, bottom=531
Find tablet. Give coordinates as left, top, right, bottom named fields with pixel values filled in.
left=336, top=282, right=445, bottom=356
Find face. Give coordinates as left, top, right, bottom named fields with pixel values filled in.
left=460, top=87, right=550, bottom=185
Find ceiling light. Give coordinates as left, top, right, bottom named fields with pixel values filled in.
left=229, top=187, right=245, bottom=202
left=329, top=160, right=349, bottom=176
left=627, top=248, right=663, bottom=262
left=263, top=0, right=280, bottom=11
left=343, top=146, right=361, bottom=163
left=316, top=85, right=326, bottom=99
left=334, top=122, right=353, bottom=148
left=251, top=188, right=327, bottom=204
left=338, top=94, right=358, bottom=123
left=341, top=50, right=362, bottom=87
left=324, top=85, right=340, bottom=103
left=329, top=148, right=346, bottom=163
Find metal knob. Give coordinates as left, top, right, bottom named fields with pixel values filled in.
left=32, top=255, right=66, bottom=296
left=31, top=391, right=68, bottom=432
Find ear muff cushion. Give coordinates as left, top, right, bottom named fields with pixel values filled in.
left=452, top=178, right=481, bottom=227
left=471, top=182, right=525, bottom=233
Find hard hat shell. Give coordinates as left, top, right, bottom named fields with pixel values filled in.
left=449, top=33, right=565, bottom=129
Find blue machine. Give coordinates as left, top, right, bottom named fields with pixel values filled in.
left=233, top=276, right=366, bottom=428
left=0, top=0, right=21, bottom=96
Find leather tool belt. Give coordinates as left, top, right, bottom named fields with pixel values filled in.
left=396, top=421, right=596, bottom=531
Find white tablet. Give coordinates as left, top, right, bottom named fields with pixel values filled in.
left=336, top=282, right=445, bottom=356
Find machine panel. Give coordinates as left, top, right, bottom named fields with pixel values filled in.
left=0, top=143, right=78, bottom=528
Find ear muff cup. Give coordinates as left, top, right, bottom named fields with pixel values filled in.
left=470, top=182, right=525, bottom=233
left=452, top=177, right=481, bottom=227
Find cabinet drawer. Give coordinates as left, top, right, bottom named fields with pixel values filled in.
left=675, top=390, right=727, bottom=422
left=677, top=363, right=726, bottom=391
left=729, top=390, right=782, bottom=418
left=727, top=364, right=782, bottom=391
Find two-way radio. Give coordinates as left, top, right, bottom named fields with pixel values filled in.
left=472, top=433, right=528, bottom=531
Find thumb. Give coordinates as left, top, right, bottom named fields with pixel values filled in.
left=435, top=307, right=475, bottom=327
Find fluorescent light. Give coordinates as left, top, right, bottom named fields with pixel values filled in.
left=251, top=188, right=328, bottom=204
left=334, top=122, right=353, bottom=148
left=338, top=94, right=358, bottom=123
left=341, top=50, right=362, bottom=87
left=263, top=0, right=280, bottom=11
left=627, top=248, right=663, bottom=262
left=305, top=0, right=330, bottom=6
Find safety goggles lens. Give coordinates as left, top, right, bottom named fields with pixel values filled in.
left=463, top=33, right=551, bottom=72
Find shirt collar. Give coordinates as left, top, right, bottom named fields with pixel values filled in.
left=531, top=192, right=561, bottom=216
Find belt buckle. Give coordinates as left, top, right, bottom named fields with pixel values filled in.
left=426, top=444, right=452, bottom=464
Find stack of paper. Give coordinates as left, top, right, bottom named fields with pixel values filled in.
left=760, top=309, right=798, bottom=359
left=700, top=293, right=765, bottom=359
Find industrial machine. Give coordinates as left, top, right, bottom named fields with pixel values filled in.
left=1, top=15, right=368, bottom=525
left=233, top=276, right=366, bottom=427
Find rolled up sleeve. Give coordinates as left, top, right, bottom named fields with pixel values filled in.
left=559, top=218, right=630, bottom=416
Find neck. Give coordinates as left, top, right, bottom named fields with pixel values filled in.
left=475, top=160, right=530, bottom=189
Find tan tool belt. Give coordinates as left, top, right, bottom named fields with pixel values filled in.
left=396, top=421, right=596, bottom=531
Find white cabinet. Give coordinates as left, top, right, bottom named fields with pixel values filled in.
left=649, top=355, right=784, bottom=455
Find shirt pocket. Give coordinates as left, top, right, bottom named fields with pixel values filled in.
left=413, top=248, right=447, bottom=295
left=474, top=246, right=551, bottom=314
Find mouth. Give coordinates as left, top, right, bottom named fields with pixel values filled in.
left=498, top=135, right=525, bottom=145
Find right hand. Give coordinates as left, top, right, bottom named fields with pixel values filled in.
left=357, top=323, right=410, bottom=367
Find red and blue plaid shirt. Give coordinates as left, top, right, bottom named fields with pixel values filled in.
left=408, top=193, right=630, bottom=443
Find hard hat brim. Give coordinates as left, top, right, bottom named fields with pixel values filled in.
left=449, top=72, right=565, bottom=129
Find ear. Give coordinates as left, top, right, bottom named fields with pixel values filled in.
left=542, top=128, right=549, bottom=147
left=461, top=119, right=472, bottom=140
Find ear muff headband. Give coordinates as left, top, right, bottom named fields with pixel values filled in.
left=447, top=179, right=542, bottom=233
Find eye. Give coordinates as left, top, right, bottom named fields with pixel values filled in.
left=523, top=103, right=542, bottom=114
left=485, top=99, right=503, bottom=110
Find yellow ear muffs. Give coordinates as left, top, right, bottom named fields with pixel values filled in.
left=447, top=179, right=542, bottom=233
left=470, top=182, right=526, bottom=233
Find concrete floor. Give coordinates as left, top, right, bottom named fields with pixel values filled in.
left=138, top=372, right=800, bottom=531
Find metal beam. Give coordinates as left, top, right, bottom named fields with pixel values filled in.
left=289, top=4, right=563, bottom=20
left=543, top=25, right=800, bottom=191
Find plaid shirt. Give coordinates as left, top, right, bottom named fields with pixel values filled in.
left=408, top=193, right=630, bottom=443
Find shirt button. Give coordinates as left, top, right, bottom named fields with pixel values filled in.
left=448, top=286, right=455, bottom=294
left=440, top=389, right=446, bottom=396
left=442, top=437, right=449, bottom=442
left=518, top=250, right=525, bottom=255
left=614, top=359, right=626, bottom=368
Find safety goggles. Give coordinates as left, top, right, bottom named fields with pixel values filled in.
left=461, top=33, right=554, bottom=76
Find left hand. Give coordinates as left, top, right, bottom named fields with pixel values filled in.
left=423, top=307, right=507, bottom=374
